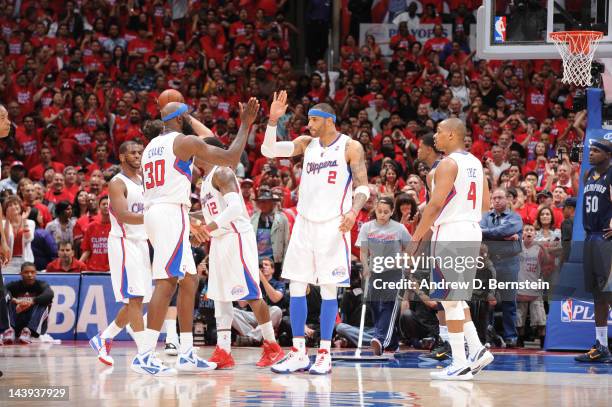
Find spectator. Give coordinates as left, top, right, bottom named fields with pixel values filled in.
left=366, top=93, right=390, bottom=133
left=357, top=196, right=411, bottom=355
left=45, top=241, right=87, bottom=273
left=250, top=189, right=289, bottom=278
left=44, top=173, right=74, bottom=208
left=27, top=207, right=58, bottom=271
left=233, top=258, right=285, bottom=344
left=79, top=195, right=111, bottom=272
left=3, top=262, right=54, bottom=344
left=480, top=188, right=523, bottom=347
left=28, top=146, right=65, bottom=182
left=20, top=181, right=52, bottom=227
left=0, top=161, right=27, bottom=194
left=560, top=197, right=576, bottom=264
left=516, top=224, right=548, bottom=348
left=2, top=195, right=36, bottom=274
left=45, top=200, right=76, bottom=245
left=392, top=193, right=420, bottom=234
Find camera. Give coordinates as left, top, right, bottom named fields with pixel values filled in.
left=570, top=145, right=582, bottom=163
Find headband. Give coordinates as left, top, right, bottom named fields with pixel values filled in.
left=308, top=108, right=336, bottom=123
left=591, top=139, right=611, bottom=153
left=162, top=103, right=188, bottom=122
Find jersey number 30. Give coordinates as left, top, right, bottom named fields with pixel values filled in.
left=585, top=196, right=599, bottom=213
left=144, top=160, right=165, bottom=189
left=467, top=182, right=477, bottom=209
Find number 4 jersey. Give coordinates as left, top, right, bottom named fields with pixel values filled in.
left=582, top=166, right=612, bottom=234
left=142, top=131, right=194, bottom=209
left=432, top=151, right=484, bottom=227
left=297, top=133, right=352, bottom=222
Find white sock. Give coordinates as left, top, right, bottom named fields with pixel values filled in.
left=463, top=321, right=483, bottom=354
left=218, top=330, right=231, bottom=353
left=145, top=329, right=160, bottom=353
left=320, top=340, right=331, bottom=351
left=596, top=326, right=608, bottom=347
left=180, top=332, right=193, bottom=354
left=439, top=325, right=449, bottom=342
left=293, top=337, right=306, bottom=353
left=101, top=322, right=122, bottom=339
left=448, top=332, right=467, bottom=365
left=165, top=319, right=178, bottom=344
left=132, top=330, right=147, bottom=354
left=259, top=321, right=276, bottom=343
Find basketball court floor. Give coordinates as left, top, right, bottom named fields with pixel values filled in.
left=1, top=343, right=610, bottom=406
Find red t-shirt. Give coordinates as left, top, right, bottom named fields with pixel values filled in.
left=29, top=161, right=65, bottom=182
left=351, top=209, right=372, bottom=258
left=525, top=87, right=549, bottom=123
left=15, top=128, right=42, bottom=170
left=81, top=219, right=111, bottom=271
left=45, top=257, right=88, bottom=273
left=44, top=189, right=75, bottom=205
left=74, top=213, right=99, bottom=241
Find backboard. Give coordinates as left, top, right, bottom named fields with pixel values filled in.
left=476, top=0, right=612, bottom=60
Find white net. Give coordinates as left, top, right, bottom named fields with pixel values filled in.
left=550, top=31, right=603, bottom=87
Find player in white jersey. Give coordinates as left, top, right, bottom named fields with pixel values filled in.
left=139, top=99, right=260, bottom=376
left=88, top=141, right=154, bottom=372
left=261, top=92, right=370, bottom=375
left=410, top=118, right=494, bottom=381
left=195, top=136, right=285, bottom=369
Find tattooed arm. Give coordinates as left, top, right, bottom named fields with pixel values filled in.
left=339, top=139, right=369, bottom=233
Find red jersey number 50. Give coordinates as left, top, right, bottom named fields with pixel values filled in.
left=144, top=160, right=165, bottom=189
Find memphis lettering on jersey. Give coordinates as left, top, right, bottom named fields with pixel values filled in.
left=306, top=160, right=338, bottom=174
left=583, top=183, right=607, bottom=194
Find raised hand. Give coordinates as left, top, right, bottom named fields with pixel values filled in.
left=269, top=90, right=288, bottom=125
left=239, top=97, right=260, bottom=127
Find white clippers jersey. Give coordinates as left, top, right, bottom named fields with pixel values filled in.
left=297, top=133, right=352, bottom=222
left=433, top=151, right=483, bottom=226
left=200, top=166, right=252, bottom=237
left=109, top=173, right=147, bottom=240
left=142, top=131, right=193, bottom=209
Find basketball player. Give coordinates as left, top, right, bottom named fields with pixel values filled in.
left=89, top=141, right=155, bottom=373
left=261, top=91, right=370, bottom=375
left=197, top=135, right=284, bottom=369
left=410, top=118, right=494, bottom=380
left=140, top=99, right=259, bottom=375
left=416, top=134, right=452, bottom=362
left=575, top=139, right=612, bottom=363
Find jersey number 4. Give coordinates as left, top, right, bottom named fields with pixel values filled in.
left=144, top=160, right=165, bottom=189
left=467, top=182, right=477, bottom=209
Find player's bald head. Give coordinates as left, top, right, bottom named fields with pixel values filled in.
left=438, top=118, right=467, bottom=139
left=161, top=102, right=186, bottom=120
left=161, top=102, right=193, bottom=134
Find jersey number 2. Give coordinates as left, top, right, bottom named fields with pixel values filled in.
left=144, top=160, right=165, bottom=189
left=328, top=171, right=337, bottom=184
left=467, top=182, right=477, bottom=209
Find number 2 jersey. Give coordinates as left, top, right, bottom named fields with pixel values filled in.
left=582, top=165, right=612, bottom=234
left=432, top=151, right=483, bottom=227
left=141, top=131, right=194, bottom=209
left=199, top=166, right=252, bottom=237
left=297, top=133, right=352, bottom=222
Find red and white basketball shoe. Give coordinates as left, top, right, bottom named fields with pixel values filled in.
left=209, top=346, right=235, bottom=369
left=256, top=340, right=285, bottom=368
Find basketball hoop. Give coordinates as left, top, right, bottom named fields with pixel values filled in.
left=549, top=31, right=603, bottom=87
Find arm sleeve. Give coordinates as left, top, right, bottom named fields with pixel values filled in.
left=261, top=125, right=295, bottom=158
left=213, top=192, right=243, bottom=229
left=34, top=281, right=54, bottom=306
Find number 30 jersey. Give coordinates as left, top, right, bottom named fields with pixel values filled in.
left=199, top=166, right=252, bottom=237
left=582, top=166, right=612, bottom=234
left=432, top=151, right=484, bottom=227
left=297, top=134, right=352, bottom=222
left=142, top=131, right=194, bottom=209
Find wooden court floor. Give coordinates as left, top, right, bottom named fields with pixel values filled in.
left=0, top=342, right=610, bottom=406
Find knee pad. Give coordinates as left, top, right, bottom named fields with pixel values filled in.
left=320, top=284, right=337, bottom=300
left=289, top=281, right=308, bottom=297
left=214, top=301, right=234, bottom=329
left=442, top=301, right=464, bottom=321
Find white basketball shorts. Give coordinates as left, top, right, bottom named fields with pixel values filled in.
left=208, top=229, right=262, bottom=302
left=429, top=221, right=482, bottom=301
left=144, top=203, right=196, bottom=280
left=282, top=214, right=351, bottom=287
left=108, top=236, right=153, bottom=303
